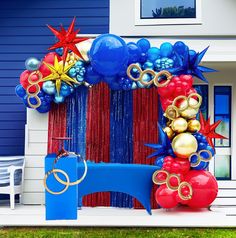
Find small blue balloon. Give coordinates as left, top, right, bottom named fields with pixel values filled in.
left=76, top=74, right=84, bottom=82
left=15, top=85, right=26, bottom=98
left=189, top=50, right=197, bottom=60
left=60, top=83, right=71, bottom=97
left=127, top=42, right=142, bottom=64
left=68, top=67, right=77, bottom=78
left=25, top=57, right=41, bottom=71
left=160, top=42, right=173, bottom=57
left=55, top=48, right=63, bottom=56
left=84, top=65, right=102, bottom=84
left=137, top=38, right=151, bottom=53
left=137, top=74, right=151, bottom=88
left=198, top=142, right=207, bottom=150
left=154, top=156, right=165, bottom=169
left=147, top=47, right=160, bottom=62
left=90, top=34, right=129, bottom=76
left=42, top=81, right=56, bottom=95
left=173, top=41, right=186, bottom=55
left=143, top=61, right=154, bottom=70
left=54, top=95, right=65, bottom=104
left=36, top=100, right=51, bottom=113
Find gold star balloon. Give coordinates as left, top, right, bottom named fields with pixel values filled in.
left=42, top=56, right=78, bottom=96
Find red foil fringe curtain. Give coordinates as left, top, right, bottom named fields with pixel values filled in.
left=133, top=88, right=159, bottom=209
left=83, top=82, right=110, bottom=207
left=47, top=103, right=67, bottom=154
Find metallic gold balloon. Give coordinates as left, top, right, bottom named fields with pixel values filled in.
left=172, top=133, right=198, bottom=158
left=187, top=119, right=201, bottom=132
left=171, top=118, right=188, bottom=133
left=163, top=127, right=175, bottom=139
left=179, top=98, right=199, bottom=119
left=76, top=39, right=93, bottom=62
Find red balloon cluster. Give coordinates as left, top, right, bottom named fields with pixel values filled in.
left=155, top=168, right=218, bottom=209
left=158, top=75, right=197, bottom=111
left=20, top=52, right=61, bottom=93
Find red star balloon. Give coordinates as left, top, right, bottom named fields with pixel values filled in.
left=199, top=112, right=227, bottom=149
left=47, top=17, right=88, bottom=62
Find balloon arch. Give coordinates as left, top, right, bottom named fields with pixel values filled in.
left=15, top=18, right=226, bottom=209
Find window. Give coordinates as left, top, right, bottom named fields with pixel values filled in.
left=214, top=86, right=231, bottom=180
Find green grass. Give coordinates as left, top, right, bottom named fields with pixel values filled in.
left=0, top=228, right=236, bottom=238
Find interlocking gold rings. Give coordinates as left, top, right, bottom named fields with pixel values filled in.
left=189, top=149, right=213, bottom=167
left=164, top=93, right=202, bottom=121
left=152, top=170, right=193, bottom=201
left=43, top=152, right=88, bottom=195
left=26, top=70, right=43, bottom=109
left=44, top=169, right=70, bottom=195
left=126, top=63, right=173, bottom=87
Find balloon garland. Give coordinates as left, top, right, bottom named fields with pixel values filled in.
left=15, top=18, right=226, bottom=209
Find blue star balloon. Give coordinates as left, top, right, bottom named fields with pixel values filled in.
left=170, top=46, right=217, bottom=83
left=145, top=124, right=175, bottom=161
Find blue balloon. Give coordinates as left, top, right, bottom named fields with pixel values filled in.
left=42, top=81, right=56, bottom=95
left=84, top=65, right=102, bottom=84
left=15, top=85, right=26, bottom=98
left=25, top=57, right=41, bottom=71
left=173, top=41, right=186, bottom=55
left=160, top=42, right=173, bottom=57
left=154, top=156, right=165, bottom=169
left=147, top=47, right=160, bottom=62
left=36, top=100, right=51, bottom=113
left=143, top=61, right=154, bottom=70
left=90, top=34, right=128, bottom=76
left=60, top=83, right=72, bottom=97
left=137, top=38, right=151, bottom=53
left=127, top=42, right=142, bottom=64
left=68, top=67, right=77, bottom=78
left=189, top=50, right=197, bottom=60
left=54, top=95, right=65, bottom=104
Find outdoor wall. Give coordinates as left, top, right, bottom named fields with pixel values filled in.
left=110, top=0, right=236, bottom=36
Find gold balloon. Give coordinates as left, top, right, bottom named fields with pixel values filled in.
left=179, top=98, right=199, bottom=119
left=171, top=118, right=188, bottom=133
left=187, top=119, right=201, bottom=132
left=172, top=133, right=198, bottom=158
left=163, top=127, right=175, bottom=139
left=76, top=39, right=93, bottom=62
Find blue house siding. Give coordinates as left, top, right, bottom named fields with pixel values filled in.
left=0, top=0, right=109, bottom=156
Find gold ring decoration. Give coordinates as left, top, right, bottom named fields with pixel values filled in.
left=189, top=149, right=213, bottom=167
left=164, top=105, right=180, bottom=121
left=178, top=181, right=193, bottom=201
left=43, top=169, right=70, bottom=195
left=152, top=170, right=169, bottom=185
left=53, top=152, right=88, bottom=186
left=187, top=93, right=202, bottom=109
left=26, top=70, right=43, bottom=109
left=126, top=63, right=173, bottom=88
left=152, top=169, right=193, bottom=201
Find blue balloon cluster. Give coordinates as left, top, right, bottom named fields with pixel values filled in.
left=191, top=132, right=215, bottom=170
left=68, top=61, right=86, bottom=84
left=15, top=84, right=52, bottom=113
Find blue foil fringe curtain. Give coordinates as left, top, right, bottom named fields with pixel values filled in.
left=110, top=90, right=133, bottom=208
left=64, top=86, right=88, bottom=159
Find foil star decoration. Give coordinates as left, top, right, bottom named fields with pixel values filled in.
left=145, top=124, right=175, bottom=160
left=47, top=17, right=88, bottom=63
left=43, top=56, right=78, bottom=96
left=170, top=46, right=217, bottom=83
left=199, top=112, right=227, bottom=149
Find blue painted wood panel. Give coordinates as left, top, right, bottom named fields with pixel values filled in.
left=0, top=0, right=109, bottom=156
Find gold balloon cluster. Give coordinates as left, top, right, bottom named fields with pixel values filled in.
left=163, top=93, right=203, bottom=159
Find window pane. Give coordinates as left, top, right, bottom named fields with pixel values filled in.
left=214, top=86, right=231, bottom=147
left=215, top=155, right=231, bottom=180
left=215, top=115, right=230, bottom=147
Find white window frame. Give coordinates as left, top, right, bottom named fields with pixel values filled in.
left=135, top=0, right=202, bottom=26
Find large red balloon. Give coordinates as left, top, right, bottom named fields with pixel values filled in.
left=184, top=170, right=218, bottom=208
left=155, top=185, right=179, bottom=209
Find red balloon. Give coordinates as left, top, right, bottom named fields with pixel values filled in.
left=184, top=170, right=218, bottom=208
left=155, top=185, right=179, bottom=209
left=20, top=70, right=43, bottom=93
left=39, top=52, right=61, bottom=77
left=174, top=158, right=190, bottom=175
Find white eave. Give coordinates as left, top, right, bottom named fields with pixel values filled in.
left=78, top=34, right=236, bottom=62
